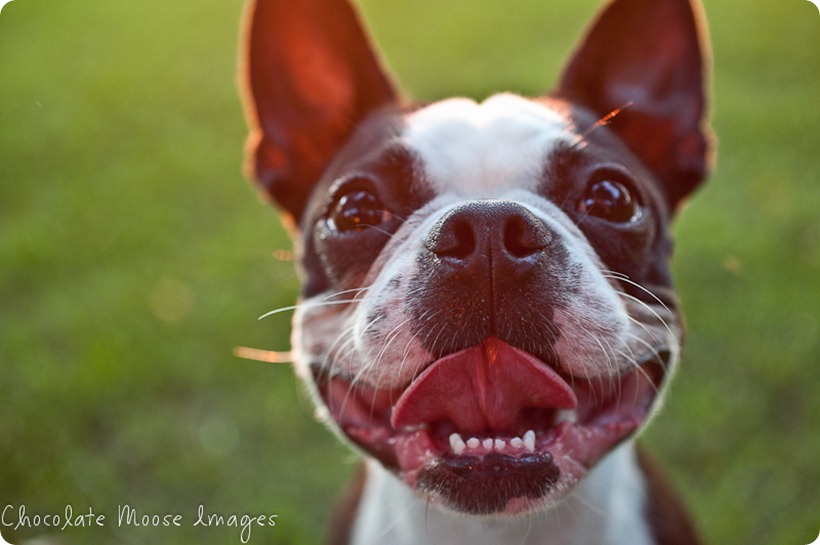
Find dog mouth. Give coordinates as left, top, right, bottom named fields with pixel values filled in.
left=317, top=337, right=665, bottom=515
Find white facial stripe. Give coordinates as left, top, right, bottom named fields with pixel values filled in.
left=403, top=93, right=574, bottom=197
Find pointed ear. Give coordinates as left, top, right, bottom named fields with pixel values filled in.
left=240, top=0, right=399, bottom=224
left=555, top=0, right=713, bottom=212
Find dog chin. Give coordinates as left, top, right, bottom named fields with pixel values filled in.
left=315, top=337, right=666, bottom=516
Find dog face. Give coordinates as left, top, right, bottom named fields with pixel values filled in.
left=241, top=0, right=711, bottom=516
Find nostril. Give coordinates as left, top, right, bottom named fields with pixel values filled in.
left=426, top=200, right=550, bottom=263
left=428, top=217, right=476, bottom=259
left=504, top=214, right=550, bottom=259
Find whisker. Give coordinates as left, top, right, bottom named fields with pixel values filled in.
left=335, top=312, right=387, bottom=418
left=359, top=316, right=418, bottom=415
left=571, top=102, right=634, bottom=148
left=323, top=287, right=371, bottom=301
left=233, top=346, right=293, bottom=364
left=258, top=297, right=363, bottom=320
left=326, top=324, right=359, bottom=383
left=618, top=292, right=679, bottom=352
left=601, top=271, right=673, bottom=314
left=621, top=325, right=669, bottom=372
left=272, top=249, right=294, bottom=262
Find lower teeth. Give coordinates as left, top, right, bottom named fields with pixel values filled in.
left=449, top=430, right=536, bottom=455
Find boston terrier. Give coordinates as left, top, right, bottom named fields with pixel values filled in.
left=239, top=0, right=713, bottom=543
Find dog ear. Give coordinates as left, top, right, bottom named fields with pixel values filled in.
left=241, top=0, right=399, bottom=225
left=555, top=0, right=713, bottom=212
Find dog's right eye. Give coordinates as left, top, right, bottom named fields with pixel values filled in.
left=327, top=186, right=392, bottom=232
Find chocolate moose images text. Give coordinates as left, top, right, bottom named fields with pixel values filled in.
left=2, top=504, right=278, bottom=543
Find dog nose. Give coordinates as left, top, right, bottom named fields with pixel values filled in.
left=415, top=200, right=558, bottom=357
left=426, top=200, right=550, bottom=266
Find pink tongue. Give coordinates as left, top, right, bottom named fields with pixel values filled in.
left=391, top=337, right=577, bottom=433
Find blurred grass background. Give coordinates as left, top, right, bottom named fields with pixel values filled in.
left=0, top=0, right=817, bottom=543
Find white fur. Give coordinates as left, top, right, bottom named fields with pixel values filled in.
left=350, top=441, right=654, bottom=545
left=403, top=94, right=573, bottom=197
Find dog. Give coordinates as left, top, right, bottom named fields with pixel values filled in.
left=239, top=0, right=713, bottom=543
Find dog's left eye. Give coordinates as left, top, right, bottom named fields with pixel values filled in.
left=577, top=175, right=642, bottom=223
left=328, top=187, right=392, bottom=232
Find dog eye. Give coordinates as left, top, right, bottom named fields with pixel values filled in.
left=577, top=175, right=641, bottom=223
left=328, top=187, right=392, bottom=232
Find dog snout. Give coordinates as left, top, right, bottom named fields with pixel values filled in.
left=411, top=199, right=563, bottom=359
left=426, top=200, right=550, bottom=269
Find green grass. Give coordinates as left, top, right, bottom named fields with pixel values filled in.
left=1, top=0, right=818, bottom=544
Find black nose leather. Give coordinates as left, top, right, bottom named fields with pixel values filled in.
left=426, top=200, right=550, bottom=268
left=412, top=200, right=561, bottom=358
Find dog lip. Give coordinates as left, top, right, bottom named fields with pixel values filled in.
left=416, top=451, right=561, bottom=515
left=317, top=346, right=665, bottom=514
left=390, top=337, right=576, bottom=434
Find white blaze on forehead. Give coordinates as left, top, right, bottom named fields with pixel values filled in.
left=403, top=93, right=573, bottom=196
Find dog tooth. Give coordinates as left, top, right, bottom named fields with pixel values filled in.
left=466, top=437, right=480, bottom=449
left=449, top=433, right=466, bottom=455
left=494, top=439, right=506, bottom=451
left=523, top=430, right=536, bottom=452
left=555, top=409, right=577, bottom=424
left=510, top=437, right=524, bottom=449
left=482, top=438, right=494, bottom=451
